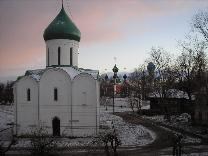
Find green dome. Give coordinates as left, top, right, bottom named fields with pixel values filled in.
left=43, top=6, right=81, bottom=42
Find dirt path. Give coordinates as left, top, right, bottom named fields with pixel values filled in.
left=114, top=112, right=176, bottom=155
left=114, top=112, right=208, bottom=156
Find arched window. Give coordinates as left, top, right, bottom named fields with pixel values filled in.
left=48, top=48, right=50, bottom=66
left=27, top=88, right=30, bottom=101
left=70, top=47, right=73, bottom=66
left=54, top=88, right=58, bottom=101
left=58, top=47, right=61, bottom=65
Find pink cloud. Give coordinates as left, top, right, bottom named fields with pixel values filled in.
left=70, top=0, right=207, bottom=44
left=1, top=0, right=208, bottom=79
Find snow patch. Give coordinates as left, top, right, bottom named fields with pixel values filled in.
left=100, top=110, right=156, bottom=146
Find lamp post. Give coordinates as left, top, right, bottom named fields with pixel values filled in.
left=105, top=74, right=108, bottom=111
left=112, top=64, right=119, bottom=113
left=104, top=74, right=108, bottom=96
left=123, top=74, right=127, bottom=97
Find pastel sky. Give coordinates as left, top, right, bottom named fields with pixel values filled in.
left=0, top=0, right=208, bottom=81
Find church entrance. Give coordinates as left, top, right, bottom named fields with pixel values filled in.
left=52, top=117, right=60, bottom=136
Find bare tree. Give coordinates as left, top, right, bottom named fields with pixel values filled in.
left=176, top=37, right=207, bottom=100
left=192, top=11, right=208, bottom=42
left=149, top=47, right=175, bottom=98
left=0, top=124, right=17, bottom=156
left=0, top=137, right=16, bottom=156
left=0, top=83, right=5, bottom=104
left=127, top=92, right=142, bottom=114
left=92, top=125, right=121, bottom=156
left=128, top=64, right=148, bottom=100
left=128, top=94, right=136, bottom=113
left=4, top=81, right=14, bottom=104
left=29, top=125, right=58, bottom=156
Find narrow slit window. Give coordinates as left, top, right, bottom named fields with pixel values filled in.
left=54, top=88, right=58, bottom=101
left=82, top=91, right=87, bottom=106
left=27, top=88, right=31, bottom=101
left=70, top=47, right=73, bottom=66
left=48, top=48, right=50, bottom=66
left=58, top=47, right=61, bottom=65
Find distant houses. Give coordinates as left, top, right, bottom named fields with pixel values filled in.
left=148, top=88, right=208, bottom=126
left=149, top=97, right=194, bottom=115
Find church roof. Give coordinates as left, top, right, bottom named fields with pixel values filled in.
left=61, top=67, right=99, bottom=80
left=24, top=67, right=99, bottom=82
left=43, top=6, right=81, bottom=42
left=25, top=69, right=47, bottom=81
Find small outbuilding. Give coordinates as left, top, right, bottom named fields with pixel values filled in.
left=149, top=89, right=194, bottom=115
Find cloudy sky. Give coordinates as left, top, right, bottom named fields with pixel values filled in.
left=0, top=0, right=208, bottom=81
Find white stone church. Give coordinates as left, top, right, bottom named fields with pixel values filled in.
left=13, top=4, right=100, bottom=137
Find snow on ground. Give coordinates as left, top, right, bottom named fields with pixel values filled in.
left=0, top=105, right=14, bottom=141
left=100, top=109, right=156, bottom=146
left=0, top=100, right=155, bottom=147
left=0, top=99, right=207, bottom=155
left=100, top=98, right=156, bottom=146
left=12, top=137, right=93, bottom=148
left=0, top=99, right=203, bottom=147
left=160, top=145, right=208, bottom=156
left=0, top=105, right=14, bottom=130
left=182, top=136, right=201, bottom=144
left=158, top=146, right=208, bottom=156
left=143, top=115, right=165, bottom=123
left=100, top=97, right=150, bottom=112
left=12, top=111, right=156, bottom=148
left=0, top=98, right=203, bottom=148
left=142, top=115, right=202, bottom=144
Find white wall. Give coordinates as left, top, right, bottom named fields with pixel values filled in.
left=15, top=76, right=38, bottom=135
left=72, top=73, right=98, bottom=136
left=15, top=68, right=100, bottom=137
left=46, top=39, right=79, bottom=67
left=96, top=80, right=100, bottom=132
left=39, top=68, right=72, bottom=135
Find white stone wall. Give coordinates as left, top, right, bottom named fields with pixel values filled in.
left=15, top=68, right=100, bottom=137
left=46, top=39, right=79, bottom=67
left=39, top=68, right=72, bottom=135
left=72, top=73, right=98, bottom=136
left=14, top=77, right=38, bottom=135
left=96, top=80, right=100, bottom=132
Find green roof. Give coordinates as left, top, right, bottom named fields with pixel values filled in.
left=43, top=6, right=81, bottom=42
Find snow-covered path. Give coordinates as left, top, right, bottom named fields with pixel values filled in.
left=100, top=110, right=156, bottom=146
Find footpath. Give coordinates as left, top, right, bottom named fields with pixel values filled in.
left=116, top=112, right=208, bottom=156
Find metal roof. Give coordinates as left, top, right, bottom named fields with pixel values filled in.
left=43, top=6, right=81, bottom=42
